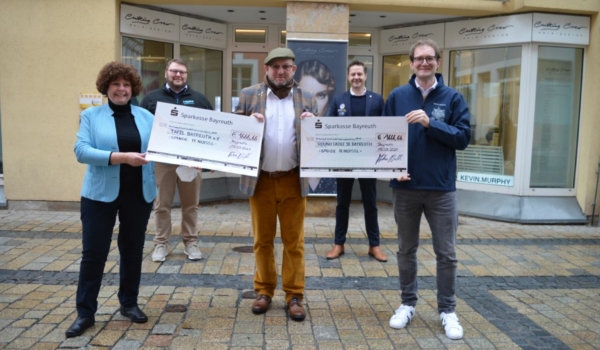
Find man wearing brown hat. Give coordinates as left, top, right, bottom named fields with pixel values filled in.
left=235, top=47, right=318, bottom=321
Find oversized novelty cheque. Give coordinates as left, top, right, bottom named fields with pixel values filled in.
left=300, top=117, right=408, bottom=178
left=146, top=102, right=264, bottom=176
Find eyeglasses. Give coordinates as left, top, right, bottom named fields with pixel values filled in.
left=168, top=69, right=188, bottom=75
left=412, top=56, right=438, bottom=64
left=269, top=64, right=294, bottom=71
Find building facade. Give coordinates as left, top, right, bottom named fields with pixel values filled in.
left=1, top=0, right=599, bottom=223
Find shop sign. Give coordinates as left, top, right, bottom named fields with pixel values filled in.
left=532, top=13, right=589, bottom=45
left=120, top=4, right=179, bottom=42
left=445, top=13, right=532, bottom=48
left=380, top=23, right=444, bottom=54
left=180, top=17, right=227, bottom=49
left=457, top=172, right=514, bottom=187
left=79, top=93, right=103, bottom=110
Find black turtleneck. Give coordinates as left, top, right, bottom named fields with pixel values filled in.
left=108, top=100, right=142, bottom=193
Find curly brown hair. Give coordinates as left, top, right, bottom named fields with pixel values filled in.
left=96, top=61, right=143, bottom=96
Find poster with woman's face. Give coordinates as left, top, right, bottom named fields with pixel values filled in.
left=288, top=40, right=348, bottom=195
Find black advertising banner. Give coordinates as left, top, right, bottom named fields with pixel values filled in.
left=288, top=40, right=348, bottom=195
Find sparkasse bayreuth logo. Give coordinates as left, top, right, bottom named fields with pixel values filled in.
left=171, top=107, right=178, bottom=116
left=315, top=119, right=322, bottom=129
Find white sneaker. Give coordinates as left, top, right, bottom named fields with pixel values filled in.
left=152, top=244, right=168, bottom=262
left=440, top=312, right=464, bottom=340
left=184, top=244, right=202, bottom=260
left=389, top=304, right=415, bottom=329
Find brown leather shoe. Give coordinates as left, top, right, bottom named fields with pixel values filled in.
left=251, top=294, right=272, bottom=314
left=287, top=297, right=306, bottom=321
left=326, top=244, right=344, bottom=260
left=368, top=246, right=388, bottom=262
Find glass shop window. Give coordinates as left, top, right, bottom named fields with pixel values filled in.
left=181, top=45, right=223, bottom=111
left=121, top=37, right=174, bottom=103
left=234, top=28, right=267, bottom=44
left=349, top=32, right=371, bottom=47
left=530, top=46, right=583, bottom=188
left=449, top=46, right=522, bottom=183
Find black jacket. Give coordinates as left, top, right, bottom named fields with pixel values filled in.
left=327, top=89, right=384, bottom=117
left=140, top=84, right=213, bottom=114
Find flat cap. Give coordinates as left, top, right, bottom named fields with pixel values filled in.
left=264, top=47, right=295, bottom=65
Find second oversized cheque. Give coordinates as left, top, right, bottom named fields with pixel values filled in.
left=300, top=117, right=408, bottom=178
left=146, top=102, right=264, bottom=177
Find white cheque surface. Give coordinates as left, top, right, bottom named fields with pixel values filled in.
left=146, top=102, right=264, bottom=176
left=301, top=117, right=408, bottom=178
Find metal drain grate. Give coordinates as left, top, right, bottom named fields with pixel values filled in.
left=232, top=246, right=254, bottom=253
left=242, top=291, right=257, bottom=299
left=165, top=305, right=187, bottom=312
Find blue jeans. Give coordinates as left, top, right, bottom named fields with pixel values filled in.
left=392, top=188, right=458, bottom=313
left=76, top=191, right=152, bottom=318
left=334, top=178, right=380, bottom=246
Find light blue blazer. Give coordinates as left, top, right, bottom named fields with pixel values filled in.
left=74, top=103, right=157, bottom=203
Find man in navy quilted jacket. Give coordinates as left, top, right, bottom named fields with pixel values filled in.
left=383, top=39, right=470, bottom=340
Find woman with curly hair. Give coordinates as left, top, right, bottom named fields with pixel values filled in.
left=67, top=62, right=157, bottom=338
left=295, top=60, right=337, bottom=194
left=295, top=59, right=335, bottom=117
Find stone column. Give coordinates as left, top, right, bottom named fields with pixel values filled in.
left=286, top=2, right=349, bottom=41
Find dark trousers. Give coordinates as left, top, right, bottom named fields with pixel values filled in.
left=76, top=191, right=153, bottom=318
left=334, top=178, right=380, bottom=246
left=392, top=188, right=458, bottom=313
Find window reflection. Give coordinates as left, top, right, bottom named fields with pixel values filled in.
left=450, top=47, right=521, bottom=180
left=235, top=29, right=266, bottom=44
left=349, top=32, right=371, bottom=47
left=530, top=47, right=583, bottom=188
left=181, top=45, right=223, bottom=111
left=121, top=37, right=173, bottom=103
left=381, top=54, right=414, bottom=100
left=231, top=52, right=268, bottom=112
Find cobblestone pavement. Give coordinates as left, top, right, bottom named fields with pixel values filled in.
left=0, top=201, right=599, bottom=349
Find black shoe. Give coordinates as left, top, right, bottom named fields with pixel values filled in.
left=120, top=305, right=148, bottom=323
left=65, top=317, right=95, bottom=338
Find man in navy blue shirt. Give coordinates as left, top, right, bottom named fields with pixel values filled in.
left=325, top=60, right=387, bottom=263
left=383, top=39, right=470, bottom=340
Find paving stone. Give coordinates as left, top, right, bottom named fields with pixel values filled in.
left=143, top=334, right=173, bottom=347
left=0, top=327, right=24, bottom=342
left=112, top=339, right=143, bottom=350
left=6, top=337, right=38, bottom=349
left=21, top=323, right=56, bottom=338
left=151, top=324, right=177, bottom=335
left=170, top=335, right=200, bottom=350
left=58, top=336, right=91, bottom=348
left=178, top=329, right=201, bottom=336
left=1, top=204, right=600, bottom=349
left=89, top=330, right=124, bottom=346
left=231, top=333, right=264, bottom=347
left=312, top=326, right=338, bottom=340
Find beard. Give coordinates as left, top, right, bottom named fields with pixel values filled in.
left=266, top=75, right=292, bottom=89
